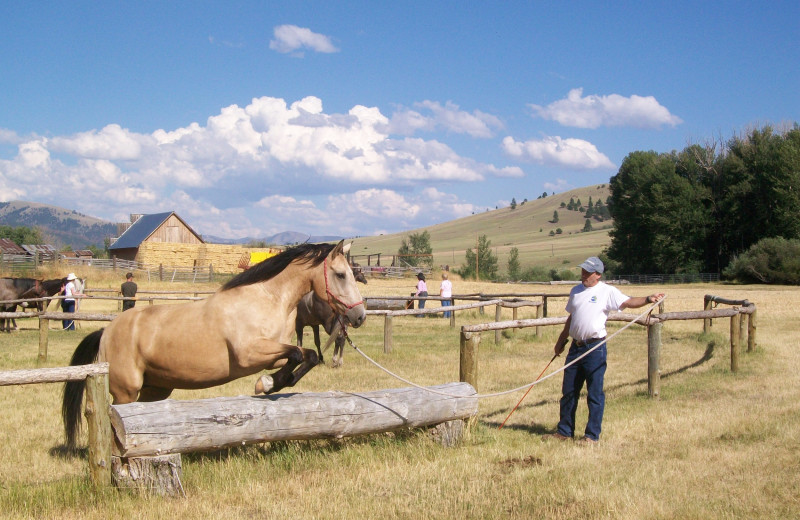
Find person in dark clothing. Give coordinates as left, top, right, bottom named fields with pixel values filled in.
left=121, top=272, right=138, bottom=311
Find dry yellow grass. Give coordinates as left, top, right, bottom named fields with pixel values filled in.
left=1, top=273, right=798, bottom=519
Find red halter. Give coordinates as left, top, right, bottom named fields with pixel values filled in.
left=324, top=257, right=364, bottom=310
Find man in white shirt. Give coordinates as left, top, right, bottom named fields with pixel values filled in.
left=546, top=257, right=664, bottom=444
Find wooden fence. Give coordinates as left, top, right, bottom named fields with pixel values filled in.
left=458, top=295, right=757, bottom=398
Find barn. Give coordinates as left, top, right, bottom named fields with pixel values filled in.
left=109, top=212, right=204, bottom=262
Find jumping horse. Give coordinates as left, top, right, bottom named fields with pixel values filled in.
left=62, top=241, right=366, bottom=448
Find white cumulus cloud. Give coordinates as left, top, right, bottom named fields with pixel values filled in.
left=502, top=135, right=615, bottom=170
left=530, top=88, right=683, bottom=129
left=269, top=25, right=339, bottom=55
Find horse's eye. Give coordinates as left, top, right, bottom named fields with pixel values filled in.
left=336, top=272, right=346, bottom=280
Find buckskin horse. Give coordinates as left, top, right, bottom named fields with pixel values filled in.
left=62, top=241, right=366, bottom=448
left=0, top=278, right=45, bottom=332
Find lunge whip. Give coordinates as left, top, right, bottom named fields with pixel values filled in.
left=498, top=348, right=561, bottom=430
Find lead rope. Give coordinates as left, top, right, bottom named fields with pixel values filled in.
left=339, top=295, right=666, bottom=400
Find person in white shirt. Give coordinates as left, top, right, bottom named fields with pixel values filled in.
left=545, top=257, right=664, bottom=444
left=414, top=272, right=428, bottom=317
left=439, top=272, right=453, bottom=318
left=61, top=273, right=79, bottom=330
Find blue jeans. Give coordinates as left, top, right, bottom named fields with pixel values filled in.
left=62, top=300, right=76, bottom=330
left=441, top=298, right=452, bottom=318
left=556, top=339, right=607, bottom=441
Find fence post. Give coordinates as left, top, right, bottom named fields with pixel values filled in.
left=85, top=373, right=111, bottom=487
left=38, top=317, right=49, bottom=365
left=383, top=314, right=393, bottom=354
left=739, top=310, right=747, bottom=353
left=703, top=296, right=712, bottom=333
left=542, top=296, right=548, bottom=318
left=494, top=304, right=502, bottom=344
left=459, top=330, right=479, bottom=391
left=535, top=304, right=541, bottom=338
left=747, top=308, right=757, bottom=352
left=730, top=314, right=740, bottom=373
left=511, top=307, right=518, bottom=335
left=647, top=322, right=662, bottom=398
left=449, top=298, right=455, bottom=328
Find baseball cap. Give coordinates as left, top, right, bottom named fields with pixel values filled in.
left=579, top=257, right=604, bottom=274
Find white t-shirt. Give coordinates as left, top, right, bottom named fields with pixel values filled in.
left=565, top=281, right=629, bottom=342
left=64, top=281, right=76, bottom=302
left=440, top=279, right=452, bottom=298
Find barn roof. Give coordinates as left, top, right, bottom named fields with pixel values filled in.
left=110, top=212, right=174, bottom=250
left=0, top=238, right=26, bottom=254
left=109, top=211, right=203, bottom=250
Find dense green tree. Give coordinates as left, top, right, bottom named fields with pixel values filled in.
left=510, top=198, right=517, bottom=210
left=552, top=210, right=559, bottom=223
left=0, top=225, right=42, bottom=245
left=583, top=219, right=593, bottom=232
left=507, top=247, right=520, bottom=280
left=459, top=235, right=498, bottom=280
left=398, top=230, right=433, bottom=267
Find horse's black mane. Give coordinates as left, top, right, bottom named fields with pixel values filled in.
left=222, top=243, right=337, bottom=291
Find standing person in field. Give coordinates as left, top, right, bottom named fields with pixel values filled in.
left=121, top=272, right=138, bottom=311
left=61, top=273, right=79, bottom=331
left=439, top=272, right=453, bottom=318
left=546, top=256, right=664, bottom=444
left=414, top=272, right=428, bottom=317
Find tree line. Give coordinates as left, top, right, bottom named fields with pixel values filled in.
left=606, top=124, right=800, bottom=281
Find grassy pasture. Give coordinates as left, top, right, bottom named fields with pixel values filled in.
left=0, top=273, right=798, bottom=519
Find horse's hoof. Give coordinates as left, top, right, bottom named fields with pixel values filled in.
left=254, top=375, right=274, bottom=394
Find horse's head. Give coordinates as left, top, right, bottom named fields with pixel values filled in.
left=351, top=263, right=368, bottom=285
left=314, top=241, right=366, bottom=329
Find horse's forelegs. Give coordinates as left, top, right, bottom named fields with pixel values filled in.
left=332, top=335, right=345, bottom=368
left=254, top=346, right=319, bottom=395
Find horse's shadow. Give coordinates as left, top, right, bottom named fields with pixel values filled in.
left=50, top=445, right=87, bottom=460
left=481, top=340, right=717, bottom=433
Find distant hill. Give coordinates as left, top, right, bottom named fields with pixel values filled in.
left=346, top=184, right=614, bottom=277
left=0, top=200, right=117, bottom=249
left=204, top=231, right=344, bottom=246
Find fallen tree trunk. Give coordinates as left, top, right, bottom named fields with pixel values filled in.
left=110, top=382, right=478, bottom=458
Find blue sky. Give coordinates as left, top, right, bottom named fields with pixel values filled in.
left=1, top=1, right=797, bottom=240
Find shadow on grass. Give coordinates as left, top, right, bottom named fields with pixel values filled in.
left=49, top=445, right=87, bottom=460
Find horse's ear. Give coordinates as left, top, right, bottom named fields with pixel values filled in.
left=331, top=240, right=345, bottom=258
left=342, top=242, right=352, bottom=255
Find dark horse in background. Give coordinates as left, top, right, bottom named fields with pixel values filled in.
left=0, top=278, right=46, bottom=332
left=295, top=264, right=367, bottom=367
left=62, top=241, right=366, bottom=448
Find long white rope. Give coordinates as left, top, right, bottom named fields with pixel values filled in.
left=343, top=296, right=665, bottom=400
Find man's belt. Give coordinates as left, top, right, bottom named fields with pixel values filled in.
left=573, top=336, right=606, bottom=347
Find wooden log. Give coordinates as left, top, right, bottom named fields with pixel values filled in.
left=653, top=309, right=738, bottom=321
left=384, top=314, right=393, bottom=354
left=38, top=317, right=48, bottom=365
left=748, top=308, right=757, bottom=352
left=0, top=363, right=109, bottom=386
left=459, top=331, right=479, bottom=391
left=40, top=312, right=116, bottom=321
left=365, top=298, right=410, bottom=311
left=704, top=296, right=713, bottom=332
left=112, top=454, right=184, bottom=497
left=647, top=322, right=662, bottom=399
left=495, top=304, right=502, bottom=344
left=730, top=314, right=740, bottom=373
left=462, top=316, right=568, bottom=333
left=110, top=383, right=478, bottom=458
left=706, top=294, right=751, bottom=307
left=85, top=373, right=112, bottom=488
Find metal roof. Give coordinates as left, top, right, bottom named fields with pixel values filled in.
left=0, top=238, right=26, bottom=254
left=109, top=212, right=175, bottom=250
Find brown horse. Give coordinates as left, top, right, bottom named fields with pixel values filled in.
left=62, top=241, right=366, bottom=448
left=0, top=278, right=45, bottom=332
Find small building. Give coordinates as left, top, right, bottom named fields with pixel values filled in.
left=109, top=212, right=204, bottom=262
left=0, top=238, right=26, bottom=255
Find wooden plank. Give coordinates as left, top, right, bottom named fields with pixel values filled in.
left=110, top=383, right=478, bottom=458
left=0, top=363, right=109, bottom=386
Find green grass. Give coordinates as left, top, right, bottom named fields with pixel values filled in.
left=1, top=280, right=798, bottom=519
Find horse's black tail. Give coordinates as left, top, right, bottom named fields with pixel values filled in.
left=62, top=329, right=104, bottom=449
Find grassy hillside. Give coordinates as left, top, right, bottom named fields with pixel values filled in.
left=0, top=200, right=117, bottom=249
left=349, top=184, right=613, bottom=277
